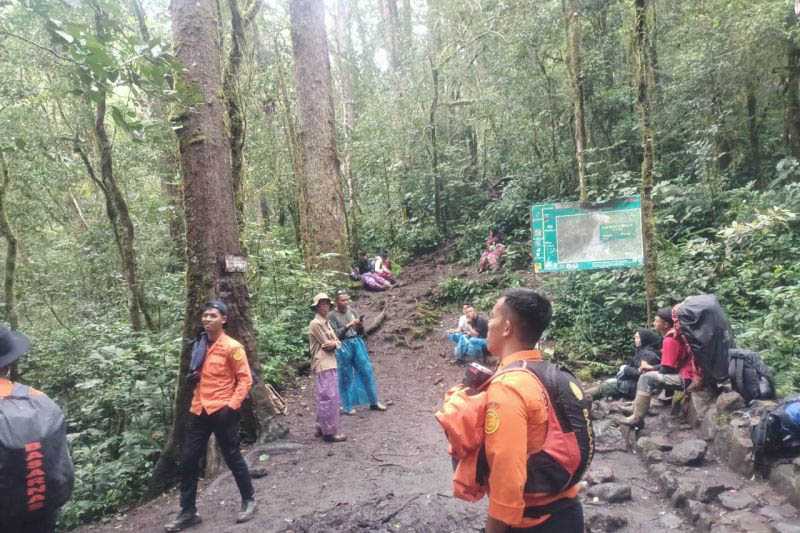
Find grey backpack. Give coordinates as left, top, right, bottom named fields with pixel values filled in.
left=0, top=384, right=74, bottom=520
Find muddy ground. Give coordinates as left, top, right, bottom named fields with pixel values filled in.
left=77, top=254, right=799, bottom=533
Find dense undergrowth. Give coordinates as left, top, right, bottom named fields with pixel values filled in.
left=436, top=170, right=800, bottom=396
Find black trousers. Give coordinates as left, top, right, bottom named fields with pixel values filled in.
left=510, top=499, right=584, bottom=533
left=0, top=509, right=58, bottom=533
left=179, top=408, right=254, bottom=512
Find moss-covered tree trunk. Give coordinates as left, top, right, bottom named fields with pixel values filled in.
left=0, top=153, right=19, bottom=331
left=634, top=0, right=657, bottom=320
left=567, top=0, right=588, bottom=204
left=224, top=0, right=261, bottom=235
left=334, top=0, right=360, bottom=256
left=784, top=15, right=800, bottom=160
left=153, top=0, right=277, bottom=491
left=289, top=0, right=350, bottom=272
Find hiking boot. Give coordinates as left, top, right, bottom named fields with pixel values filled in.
left=236, top=499, right=257, bottom=524
left=164, top=510, right=201, bottom=532
left=616, top=392, right=651, bottom=430
left=370, top=402, right=387, bottom=411
left=322, top=433, right=347, bottom=443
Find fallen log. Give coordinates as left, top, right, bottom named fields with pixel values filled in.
left=365, top=310, right=386, bottom=336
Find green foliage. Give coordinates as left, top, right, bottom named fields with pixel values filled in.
left=22, top=324, right=178, bottom=528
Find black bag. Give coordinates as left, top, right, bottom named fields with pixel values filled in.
left=752, top=395, right=800, bottom=473
left=728, top=349, right=776, bottom=403
left=0, top=384, right=74, bottom=520
left=677, top=294, right=735, bottom=383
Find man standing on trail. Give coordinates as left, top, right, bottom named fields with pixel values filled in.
left=483, top=289, right=583, bottom=532
left=328, top=291, right=387, bottom=415
left=308, top=293, right=347, bottom=442
left=165, top=301, right=256, bottom=532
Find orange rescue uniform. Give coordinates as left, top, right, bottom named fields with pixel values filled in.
left=484, top=350, right=580, bottom=528
left=190, top=332, right=252, bottom=415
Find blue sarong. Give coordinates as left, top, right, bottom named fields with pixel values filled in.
left=335, top=337, right=379, bottom=412
left=447, top=332, right=487, bottom=362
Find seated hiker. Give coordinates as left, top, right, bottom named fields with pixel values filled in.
left=619, top=306, right=699, bottom=429
left=478, top=228, right=506, bottom=273
left=308, top=293, right=346, bottom=443
left=373, top=251, right=397, bottom=284
left=328, top=290, right=387, bottom=415
left=587, top=328, right=661, bottom=401
left=447, top=304, right=474, bottom=336
left=447, top=304, right=489, bottom=363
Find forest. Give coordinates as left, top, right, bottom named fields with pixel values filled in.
left=0, top=0, right=799, bottom=528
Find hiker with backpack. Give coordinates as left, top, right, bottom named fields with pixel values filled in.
left=164, top=300, right=257, bottom=532
left=585, top=327, right=661, bottom=400
left=619, top=306, right=699, bottom=429
left=472, top=289, right=589, bottom=532
left=0, top=326, right=74, bottom=533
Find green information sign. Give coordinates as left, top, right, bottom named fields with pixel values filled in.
left=531, top=196, right=644, bottom=273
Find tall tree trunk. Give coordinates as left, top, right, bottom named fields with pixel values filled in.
left=429, top=58, right=445, bottom=236
left=401, top=0, right=413, bottom=51
left=274, top=37, right=306, bottom=252
left=0, top=153, right=19, bottom=331
left=92, top=92, right=154, bottom=332
left=224, top=0, right=262, bottom=234
left=746, top=85, right=762, bottom=184
left=335, top=0, right=360, bottom=255
left=380, top=0, right=401, bottom=71
left=784, top=19, right=800, bottom=160
left=289, top=0, right=350, bottom=272
left=130, top=0, right=186, bottom=269
left=633, top=0, right=657, bottom=321
left=153, top=0, right=277, bottom=491
left=566, top=0, right=588, bottom=203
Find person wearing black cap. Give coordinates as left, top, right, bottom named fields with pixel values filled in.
left=165, top=300, right=256, bottom=532
left=0, top=326, right=72, bottom=533
left=653, top=307, right=674, bottom=336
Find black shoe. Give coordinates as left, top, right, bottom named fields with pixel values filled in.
left=322, top=433, right=347, bottom=443
left=164, top=510, right=201, bottom=532
left=236, top=499, right=257, bottom=523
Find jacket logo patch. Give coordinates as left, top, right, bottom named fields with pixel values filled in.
left=233, top=351, right=245, bottom=361
left=485, top=408, right=500, bottom=434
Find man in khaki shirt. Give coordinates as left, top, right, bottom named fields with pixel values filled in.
left=308, top=293, right=346, bottom=442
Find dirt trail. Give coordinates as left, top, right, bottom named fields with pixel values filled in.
left=77, top=253, right=798, bottom=533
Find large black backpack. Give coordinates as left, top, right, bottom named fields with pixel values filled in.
left=752, top=395, right=800, bottom=474
left=677, top=294, right=735, bottom=383
left=0, top=384, right=74, bottom=520
left=728, top=349, right=776, bottom=403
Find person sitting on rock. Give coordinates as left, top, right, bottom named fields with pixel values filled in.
left=587, top=327, right=661, bottom=401
left=447, top=304, right=488, bottom=364
left=618, top=306, right=698, bottom=430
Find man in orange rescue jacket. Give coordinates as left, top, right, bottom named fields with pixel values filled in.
left=165, top=300, right=256, bottom=532
left=484, top=289, right=583, bottom=532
